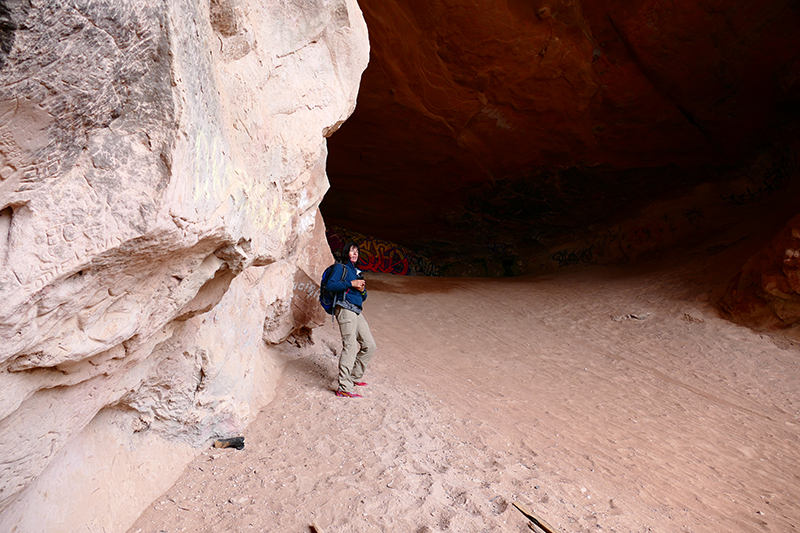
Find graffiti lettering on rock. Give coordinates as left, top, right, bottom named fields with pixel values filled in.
left=721, top=150, right=797, bottom=205
left=327, top=226, right=441, bottom=276
left=552, top=245, right=596, bottom=267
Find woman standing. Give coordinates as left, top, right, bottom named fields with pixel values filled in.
left=324, top=242, right=377, bottom=398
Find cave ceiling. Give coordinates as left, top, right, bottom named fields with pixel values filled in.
left=322, top=0, right=800, bottom=274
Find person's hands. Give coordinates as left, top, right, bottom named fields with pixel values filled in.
left=351, top=279, right=366, bottom=291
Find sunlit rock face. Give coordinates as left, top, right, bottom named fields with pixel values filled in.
left=324, top=0, right=800, bottom=275
left=0, top=0, right=368, bottom=531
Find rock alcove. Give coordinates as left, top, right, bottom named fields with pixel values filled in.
left=323, top=0, right=800, bottom=284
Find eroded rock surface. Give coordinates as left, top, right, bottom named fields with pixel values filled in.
left=720, top=210, right=800, bottom=329
left=0, top=0, right=368, bottom=531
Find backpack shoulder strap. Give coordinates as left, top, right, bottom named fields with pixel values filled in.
left=324, top=262, right=347, bottom=292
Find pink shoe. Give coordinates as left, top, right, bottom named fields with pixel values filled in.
left=354, top=381, right=368, bottom=387
left=335, top=390, right=362, bottom=398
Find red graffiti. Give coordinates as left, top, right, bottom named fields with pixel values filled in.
left=326, top=226, right=439, bottom=276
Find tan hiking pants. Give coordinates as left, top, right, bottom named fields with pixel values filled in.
left=335, top=307, right=377, bottom=393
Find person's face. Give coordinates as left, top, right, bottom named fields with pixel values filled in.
left=348, top=246, right=359, bottom=264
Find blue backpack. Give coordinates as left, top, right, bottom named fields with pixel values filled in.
left=319, top=262, right=347, bottom=315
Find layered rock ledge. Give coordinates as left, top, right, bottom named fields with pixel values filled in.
left=0, top=1, right=368, bottom=531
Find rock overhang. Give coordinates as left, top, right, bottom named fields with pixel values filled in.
left=323, top=0, right=800, bottom=275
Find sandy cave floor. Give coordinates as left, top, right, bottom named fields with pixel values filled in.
left=129, top=243, right=800, bottom=533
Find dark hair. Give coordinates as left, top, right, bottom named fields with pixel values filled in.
left=342, top=241, right=359, bottom=263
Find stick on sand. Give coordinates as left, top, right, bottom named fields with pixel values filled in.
left=513, top=501, right=561, bottom=533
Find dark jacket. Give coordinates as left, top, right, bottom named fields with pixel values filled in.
left=325, top=261, right=367, bottom=312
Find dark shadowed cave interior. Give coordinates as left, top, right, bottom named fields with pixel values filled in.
left=321, top=0, right=800, bottom=291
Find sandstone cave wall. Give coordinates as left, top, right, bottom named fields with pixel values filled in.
left=718, top=209, right=800, bottom=330
left=0, top=1, right=368, bottom=531
left=323, top=0, right=800, bottom=275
